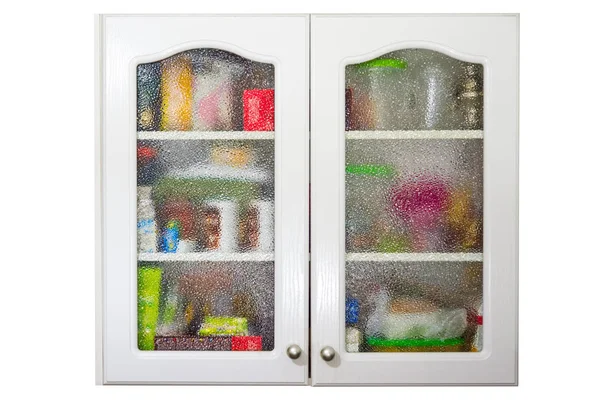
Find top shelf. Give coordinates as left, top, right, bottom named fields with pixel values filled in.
left=138, top=131, right=274, bottom=141
left=346, top=130, right=483, bottom=140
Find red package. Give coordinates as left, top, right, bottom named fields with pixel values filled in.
left=232, top=336, right=262, bottom=351
left=243, top=89, right=274, bottom=131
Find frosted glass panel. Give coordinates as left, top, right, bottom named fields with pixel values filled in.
left=345, top=49, right=484, bottom=353
left=136, top=49, right=275, bottom=351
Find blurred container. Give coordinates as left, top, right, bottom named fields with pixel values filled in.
left=388, top=177, right=450, bottom=252
left=138, top=267, right=162, bottom=350
left=240, top=200, right=274, bottom=252
left=457, top=64, right=484, bottom=130
left=161, top=220, right=180, bottom=253
left=408, top=50, right=461, bottom=130
left=160, top=197, right=197, bottom=241
left=346, top=58, right=413, bottom=130
left=346, top=164, right=395, bottom=252
left=232, top=336, right=262, bottom=351
left=192, top=55, right=245, bottom=131
left=210, top=143, right=253, bottom=168
left=198, top=200, right=239, bottom=252
left=244, top=89, right=275, bottom=131
left=137, top=145, right=161, bottom=185
left=160, top=54, right=193, bottom=131
left=155, top=336, right=231, bottom=351
left=368, top=337, right=465, bottom=352
left=137, top=62, right=161, bottom=131
left=137, top=186, right=158, bottom=253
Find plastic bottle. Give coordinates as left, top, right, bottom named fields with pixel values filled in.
left=137, top=186, right=158, bottom=253
left=345, top=298, right=362, bottom=353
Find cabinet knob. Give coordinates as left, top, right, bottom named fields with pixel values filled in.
left=320, top=346, right=336, bottom=362
left=286, top=344, right=302, bottom=360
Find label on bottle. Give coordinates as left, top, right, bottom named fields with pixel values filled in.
left=137, top=218, right=157, bottom=253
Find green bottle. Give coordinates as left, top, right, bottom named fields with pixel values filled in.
left=138, top=266, right=162, bottom=350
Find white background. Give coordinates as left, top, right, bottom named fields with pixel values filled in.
left=0, top=0, right=598, bottom=398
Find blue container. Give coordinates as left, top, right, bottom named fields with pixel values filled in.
left=162, top=221, right=180, bottom=253
left=345, top=298, right=360, bottom=325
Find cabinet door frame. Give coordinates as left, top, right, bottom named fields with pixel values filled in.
left=310, top=14, right=519, bottom=386
left=96, top=14, right=309, bottom=385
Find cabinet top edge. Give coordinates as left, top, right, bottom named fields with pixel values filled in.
left=98, top=13, right=311, bottom=19
left=310, top=13, right=519, bottom=18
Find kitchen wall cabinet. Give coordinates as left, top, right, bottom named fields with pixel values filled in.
left=97, top=14, right=518, bottom=386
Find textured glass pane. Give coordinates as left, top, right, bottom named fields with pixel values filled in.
left=137, top=49, right=275, bottom=351
left=346, top=262, right=482, bottom=353
left=345, top=49, right=484, bottom=353
left=137, top=49, right=275, bottom=132
left=345, top=49, right=483, bottom=131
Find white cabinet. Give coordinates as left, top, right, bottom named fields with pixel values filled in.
left=97, top=14, right=518, bottom=386
left=310, top=14, right=518, bottom=386
left=98, top=15, right=309, bottom=385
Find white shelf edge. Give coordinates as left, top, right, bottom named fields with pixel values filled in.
left=346, top=252, right=484, bottom=262
left=138, top=252, right=274, bottom=263
left=137, top=131, right=275, bottom=140
left=345, top=130, right=483, bottom=140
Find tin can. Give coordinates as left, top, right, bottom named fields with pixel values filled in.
left=198, top=200, right=238, bottom=252
left=240, top=200, right=274, bottom=252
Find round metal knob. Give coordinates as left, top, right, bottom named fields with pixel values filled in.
left=286, top=344, right=302, bottom=360
left=320, top=346, right=336, bottom=362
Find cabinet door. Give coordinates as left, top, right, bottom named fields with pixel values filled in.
left=311, top=15, right=518, bottom=385
left=98, top=15, right=309, bottom=384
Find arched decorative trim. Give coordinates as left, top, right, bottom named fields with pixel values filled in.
left=130, top=39, right=278, bottom=67
left=341, top=40, right=487, bottom=67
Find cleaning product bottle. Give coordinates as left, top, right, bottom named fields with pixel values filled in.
left=345, top=297, right=362, bottom=353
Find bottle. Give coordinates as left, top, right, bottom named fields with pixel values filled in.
left=137, top=186, right=158, bottom=253
left=456, top=64, right=484, bottom=130
left=345, top=297, right=362, bottom=353
left=137, top=145, right=160, bottom=185
left=137, top=62, right=161, bottom=131
left=137, top=266, right=162, bottom=350
left=160, top=53, right=193, bottom=131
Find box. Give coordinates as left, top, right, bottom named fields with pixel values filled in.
left=243, top=89, right=274, bottom=131
left=232, top=336, right=262, bottom=351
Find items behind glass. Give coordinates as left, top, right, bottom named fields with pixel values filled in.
left=138, top=264, right=274, bottom=351
left=137, top=49, right=275, bottom=132
left=137, top=140, right=274, bottom=254
left=345, top=49, right=483, bottom=131
left=345, top=263, right=482, bottom=353
left=346, top=166, right=482, bottom=253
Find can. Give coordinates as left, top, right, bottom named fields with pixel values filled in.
left=198, top=200, right=239, bottom=252
left=240, top=200, right=274, bottom=252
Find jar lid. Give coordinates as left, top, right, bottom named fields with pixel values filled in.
left=357, top=58, right=407, bottom=69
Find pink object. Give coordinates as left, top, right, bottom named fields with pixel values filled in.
left=244, top=89, right=274, bottom=131
left=388, top=177, right=450, bottom=251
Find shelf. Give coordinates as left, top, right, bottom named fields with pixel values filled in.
left=137, top=131, right=274, bottom=140
left=346, top=252, right=483, bottom=262
left=138, top=252, right=274, bottom=263
left=345, top=130, right=483, bottom=140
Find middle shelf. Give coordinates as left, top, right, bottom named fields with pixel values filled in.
left=138, top=131, right=275, bottom=141
left=346, top=253, right=483, bottom=262
left=345, top=130, right=483, bottom=140
left=138, top=252, right=274, bottom=263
